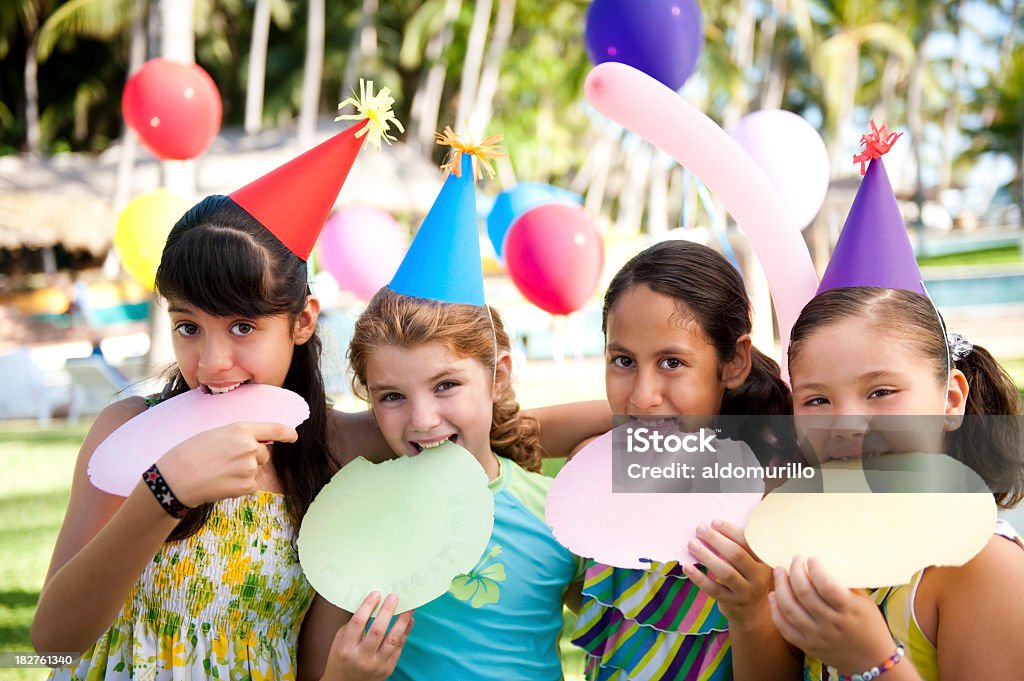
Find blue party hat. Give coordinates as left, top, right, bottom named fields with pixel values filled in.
left=817, top=121, right=925, bottom=295
left=388, top=129, right=505, bottom=306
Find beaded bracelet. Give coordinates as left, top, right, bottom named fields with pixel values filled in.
left=837, top=641, right=906, bottom=681
left=142, top=464, right=192, bottom=519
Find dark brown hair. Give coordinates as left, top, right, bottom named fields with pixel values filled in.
left=789, top=286, right=1024, bottom=508
left=602, top=240, right=793, bottom=462
left=154, top=194, right=334, bottom=539
left=347, top=287, right=543, bottom=472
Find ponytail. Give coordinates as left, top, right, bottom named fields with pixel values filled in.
left=948, top=343, right=1024, bottom=509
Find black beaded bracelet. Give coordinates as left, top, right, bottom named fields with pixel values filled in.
left=142, top=464, right=192, bottom=519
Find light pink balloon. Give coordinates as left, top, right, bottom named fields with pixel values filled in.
left=318, top=207, right=408, bottom=301
left=88, top=384, right=310, bottom=497
left=729, top=110, right=830, bottom=230
left=546, top=422, right=763, bottom=569
left=584, top=62, right=819, bottom=354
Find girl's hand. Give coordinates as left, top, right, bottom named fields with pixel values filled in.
left=682, top=520, right=773, bottom=628
left=769, top=556, right=898, bottom=675
left=156, top=422, right=298, bottom=507
left=321, top=592, right=414, bottom=681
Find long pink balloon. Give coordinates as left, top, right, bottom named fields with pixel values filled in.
left=585, top=62, right=819, bottom=349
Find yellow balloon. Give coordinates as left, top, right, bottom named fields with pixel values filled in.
left=114, top=189, right=192, bottom=290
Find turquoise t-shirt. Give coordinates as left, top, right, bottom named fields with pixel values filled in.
left=390, top=456, right=585, bottom=681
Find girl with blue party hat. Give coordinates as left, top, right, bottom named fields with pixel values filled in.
left=302, top=129, right=588, bottom=681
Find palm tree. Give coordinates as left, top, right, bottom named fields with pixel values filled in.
left=467, top=0, right=514, bottom=139
left=341, top=0, right=378, bottom=102
left=406, top=0, right=462, bottom=151
left=456, top=0, right=491, bottom=129
left=298, top=0, right=325, bottom=148
left=809, top=0, right=915, bottom=173
left=1, top=0, right=55, bottom=156
left=35, top=0, right=147, bottom=205
left=244, top=0, right=272, bottom=134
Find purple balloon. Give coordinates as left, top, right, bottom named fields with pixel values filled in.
left=317, top=207, right=408, bottom=301
left=585, top=0, right=703, bottom=92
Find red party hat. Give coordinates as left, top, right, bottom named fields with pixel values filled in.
left=230, top=80, right=403, bottom=260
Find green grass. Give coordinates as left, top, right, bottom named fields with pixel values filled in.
left=1, top=424, right=588, bottom=680
left=0, top=422, right=83, bottom=681
left=917, top=244, right=1023, bottom=267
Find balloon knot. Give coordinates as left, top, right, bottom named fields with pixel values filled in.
left=336, top=79, right=404, bottom=150
left=852, top=120, right=902, bottom=175
left=435, top=127, right=507, bottom=180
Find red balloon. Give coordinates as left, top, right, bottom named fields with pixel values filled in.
left=122, top=58, right=222, bottom=160
left=504, top=203, right=604, bottom=315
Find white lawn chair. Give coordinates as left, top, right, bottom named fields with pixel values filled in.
left=0, top=348, right=67, bottom=426
left=65, top=355, right=131, bottom=424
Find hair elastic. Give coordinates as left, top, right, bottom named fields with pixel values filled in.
left=946, top=332, right=973, bottom=361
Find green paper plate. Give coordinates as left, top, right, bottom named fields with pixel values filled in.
left=298, top=441, right=495, bottom=613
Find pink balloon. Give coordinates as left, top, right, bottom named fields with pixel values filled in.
left=504, top=203, right=604, bottom=315
left=584, top=62, right=819, bottom=354
left=546, top=423, right=763, bottom=569
left=88, top=385, right=309, bottom=497
left=729, top=110, right=830, bottom=230
left=317, top=207, right=408, bottom=301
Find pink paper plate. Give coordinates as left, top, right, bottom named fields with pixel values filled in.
left=546, top=422, right=764, bottom=569
left=88, top=384, right=310, bottom=496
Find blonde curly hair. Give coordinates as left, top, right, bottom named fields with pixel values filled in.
left=348, top=287, right=544, bottom=472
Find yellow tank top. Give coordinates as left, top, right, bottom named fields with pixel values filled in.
left=805, top=520, right=1023, bottom=681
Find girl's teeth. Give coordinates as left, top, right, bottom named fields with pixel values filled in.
left=418, top=439, right=447, bottom=450
left=209, top=382, right=243, bottom=394
left=637, top=417, right=667, bottom=427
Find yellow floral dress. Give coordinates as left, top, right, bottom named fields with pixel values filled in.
left=49, top=491, right=315, bottom=681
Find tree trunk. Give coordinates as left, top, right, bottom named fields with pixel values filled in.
left=906, top=5, right=937, bottom=235
left=872, top=55, right=902, bottom=124
left=159, top=0, right=196, bottom=197
left=149, top=0, right=197, bottom=372
left=982, top=0, right=1021, bottom=128
left=114, top=0, right=149, bottom=211
left=582, top=124, right=618, bottom=220
left=456, top=0, right=491, bottom=129
left=939, top=15, right=964, bottom=191
left=24, top=27, right=41, bottom=156
left=827, top=46, right=861, bottom=175
left=468, top=0, right=514, bottom=139
left=615, top=143, right=652, bottom=234
left=160, top=0, right=194, bottom=62
left=245, top=0, right=271, bottom=135
left=342, top=0, right=379, bottom=100
left=973, top=0, right=1019, bottom=213
left=754, top=0, right=781, bottom=110
left=409, top=0, right=461, bottom=151
left=298, top=0, right=326, bottom=149
left=723, top=0, right=755, bottom=130
left=647, top=151, right=669, bottom=236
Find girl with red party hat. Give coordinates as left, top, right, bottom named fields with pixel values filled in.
left=33, top=82, right=416, bottom=681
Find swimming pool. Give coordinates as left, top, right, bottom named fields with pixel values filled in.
left=923, top=270, right=1024, bottom=308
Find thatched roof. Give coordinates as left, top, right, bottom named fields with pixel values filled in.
left=0, top=191, right=117, bottom=255
left=0, top=124, right=444, bottom=256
